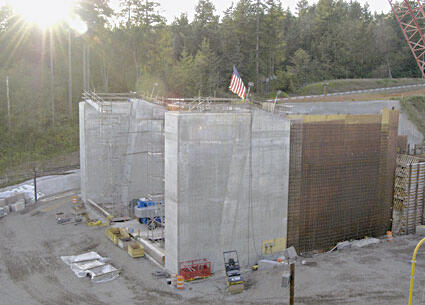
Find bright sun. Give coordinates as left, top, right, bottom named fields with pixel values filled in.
left=7, top=0, right=76, bottom=28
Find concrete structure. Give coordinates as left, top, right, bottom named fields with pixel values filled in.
left=79, top=96, right=402, bottom=274
left=269, top=100, right=423, bottom=145
left=79, top=98, right=166, bottom=214
left=164, top=110, right=290, bottom=273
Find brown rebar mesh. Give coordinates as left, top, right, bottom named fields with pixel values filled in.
left=287, top=112, right=398, bottom=253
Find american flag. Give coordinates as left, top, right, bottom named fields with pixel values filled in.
left=229, top=66, right=247, bottom=99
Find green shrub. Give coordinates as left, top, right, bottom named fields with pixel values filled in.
left=0, top=122, right=79, bottom=175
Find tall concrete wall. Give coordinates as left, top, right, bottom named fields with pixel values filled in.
left=79, top=101, right=131, bottom=204
left=79, top=99, right=166, bottom=212
left=164, top=111, right=290, bottom=274
left=121, top=100, right=166, bottom=204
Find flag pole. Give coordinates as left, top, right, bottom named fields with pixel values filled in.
left=247, top=82, right=254, bottom=102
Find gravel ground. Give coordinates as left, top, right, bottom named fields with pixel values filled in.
left=1, top=192, right=425, bottom=305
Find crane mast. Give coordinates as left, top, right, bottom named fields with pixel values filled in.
left=389, top=0, right=425, bottom=77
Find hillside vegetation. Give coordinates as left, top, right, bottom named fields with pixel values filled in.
left=400, top=95, right=425, bottom=138
left=0, top=123, right=79, bottom=177
left=0, top=0, right=424, bottom=182
left=299, top=78, right=425, bottom=96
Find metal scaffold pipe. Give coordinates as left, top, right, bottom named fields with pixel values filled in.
left=408, top=237, right=425, bottom=305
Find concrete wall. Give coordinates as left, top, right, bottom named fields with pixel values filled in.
left=164, top=110, right=290, bottom=274
left=270, top=100, right=423, bottom=145
left=79, top=101, right=131, bottom=205
left=121, top=100, right=166, bottom=204
left=79, top=99, right=166, bottom=212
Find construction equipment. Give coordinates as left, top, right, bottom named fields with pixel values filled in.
left=179, top=259, right=211, bottom=281
left=134, top=200, right=164, bottom=230
left=84, top=212, right=112, bottom=227
left=223, top=250, right=244, bottom=293
left=388, top=0, right=425, bottom=78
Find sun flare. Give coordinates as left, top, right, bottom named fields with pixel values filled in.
left=7, top=0, right=76, bottom=28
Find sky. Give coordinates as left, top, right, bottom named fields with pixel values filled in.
left=0, top=0, right=392, bottom=24
left=152, top=0, right=391, bottom=22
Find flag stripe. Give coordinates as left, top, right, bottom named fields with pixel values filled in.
left=229, top=74, right=236, bottom=89
left=241, top=86, right=246, bottom=98
left=239, top=81, right=245, bottom=97
left=235, top=79, right=241, bottom=95
left=237, top=80, right=243, bottom=96
left=238, top=80, right=244, bottom=95
left=229, top=66, right=247, bottom=99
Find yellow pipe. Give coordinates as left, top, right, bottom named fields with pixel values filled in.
left=408, top=237, right=425, bottom=305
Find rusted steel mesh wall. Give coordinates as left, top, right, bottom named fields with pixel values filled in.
left=287, top=112, right=398, bottom=253
left=287, top=120, right=303, bottom=249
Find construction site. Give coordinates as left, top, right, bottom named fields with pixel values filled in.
left=78, top=91, right=423, bottom=256
left=0, top=92, right=425, bottom=304
left=2, top=0, right=425, bottom=303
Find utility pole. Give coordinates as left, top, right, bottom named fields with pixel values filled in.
left=68, top=30, right=73, bottom=116
left=282, top=262, right=295, bottom=305
left=256, top=0, right=260, bottom=93
left=290, top=263, right=295, bottom=305
left=87, top=45, right=90, bottom=91
left=49, top=29, right=55, bottom=126
left=83, top=44, right=90, bottom=91
left=6, top=76, right=10, bottom=131
left=83, top=44, right=86, bottom=92
left=33, top=168, right=38, bottom=202
left=247, top=82, right=254, bottom=101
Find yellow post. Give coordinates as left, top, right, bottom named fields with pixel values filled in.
left=408, top=237, right=425, bottom=305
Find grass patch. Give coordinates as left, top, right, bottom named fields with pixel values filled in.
left=399, top=95, right=425, bottom=139
left=298, top=78, right=425, bottom=96
left=0, top=123, right=79, bottom=177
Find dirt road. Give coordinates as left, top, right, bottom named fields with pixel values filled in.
left=1, top=193, right=424, bottom=305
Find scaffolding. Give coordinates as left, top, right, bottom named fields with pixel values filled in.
left=407, top=143, right=425, bottom=155
left=147, top=119, right=164, bottom=203
left=146, top=118, right=165, bottom=242
left=83, top=91, right=115, bottom=204
left=82, top=91, right=135, bottom=214
left=393, top=154, right=425, bottom=234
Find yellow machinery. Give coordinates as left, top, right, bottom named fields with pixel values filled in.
left=84, top=213, right=112, bottom=227
left=223, top=250, right=244, bottom=293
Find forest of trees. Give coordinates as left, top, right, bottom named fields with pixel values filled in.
left=0, top=0, right=421, bottom=173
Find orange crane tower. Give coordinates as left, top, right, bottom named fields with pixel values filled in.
left=389, top=0, right=425, bottom=77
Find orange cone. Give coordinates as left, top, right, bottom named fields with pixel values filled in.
left=176, top=275, right=184, bottom=289
left=386, top=231, right=393, bottom=242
